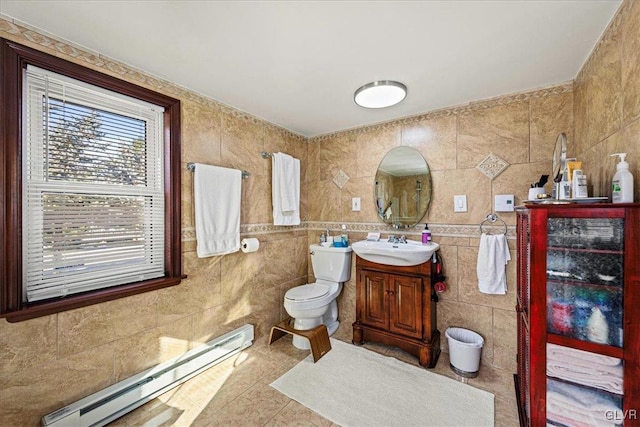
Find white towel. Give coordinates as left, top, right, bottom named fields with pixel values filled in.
left=272, top=152, right=300, bottom=226
left=477, top=233, right=510, bottom=294
left=194, top=163, right=241, bottom=258
left=546, top=343, right=623, bottom=395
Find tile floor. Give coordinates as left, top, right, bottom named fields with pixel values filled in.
left=112, top=334, right=519, bottom=426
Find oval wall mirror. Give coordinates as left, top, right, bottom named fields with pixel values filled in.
left=374, top=146, right=431, bottom=227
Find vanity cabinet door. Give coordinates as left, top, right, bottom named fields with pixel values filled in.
left=353, top=256, right=440, bottom=368
left=389, top=275, right=423, bottom=339
left=359, top=270, right=389, bottom=330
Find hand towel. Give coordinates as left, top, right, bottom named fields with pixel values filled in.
left=477, top=233, right=510, bottom=294
left=194, top=163, right=241, bottom=258
left=272, top=152, right=300, bottom=226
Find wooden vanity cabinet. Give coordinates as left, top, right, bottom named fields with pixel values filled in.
left=352, top=257, right=440, bottom=368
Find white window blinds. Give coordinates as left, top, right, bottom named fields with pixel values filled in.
left=23, top=65, right=166, bottom=302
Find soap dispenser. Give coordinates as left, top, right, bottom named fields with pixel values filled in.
left=422, top=224, right=431, bottom=244
left=611, top=153, right=634, bottom=203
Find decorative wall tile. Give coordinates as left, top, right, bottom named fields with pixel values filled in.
left=475, top=153, right=509, bottom=180
left=332, top=169, right=349, bottom=189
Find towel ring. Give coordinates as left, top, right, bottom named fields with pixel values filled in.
left=480, top=213, right=507, bottom=235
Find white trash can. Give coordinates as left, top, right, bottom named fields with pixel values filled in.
left=445, top=327, right=484, bottom=378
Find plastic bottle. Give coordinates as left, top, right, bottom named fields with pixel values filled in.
left=572, top=169, right=588, bottom=198
left=587, top=307, right=609, bottom=344
left=422, top=224, right=431, bottom=244
left=611, top=153, right=634, bottom=203
left=340, top=224, right=349, bottom=247
left=320, top=232, right=326, bottom=245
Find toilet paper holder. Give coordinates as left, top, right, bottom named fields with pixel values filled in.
left=241, top=238, right=260, bottom=253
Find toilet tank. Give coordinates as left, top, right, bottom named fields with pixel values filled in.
left=310, top=244, right=352, bottom=282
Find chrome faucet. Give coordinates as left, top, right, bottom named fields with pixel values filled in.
left=387, top=234, right=406, bottom=244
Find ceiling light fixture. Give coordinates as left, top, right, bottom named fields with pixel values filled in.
left=354, top=80, right=407, bottom=109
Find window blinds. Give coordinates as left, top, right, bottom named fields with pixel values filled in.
left=23, top=65, right=166, bottom=302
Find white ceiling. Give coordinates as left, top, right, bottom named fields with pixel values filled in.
left=1, top=1, right=621, bottom=138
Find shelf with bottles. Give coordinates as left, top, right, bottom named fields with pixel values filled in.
left=547, top=281, right=623, bottom=348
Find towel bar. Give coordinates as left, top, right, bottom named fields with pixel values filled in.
left=186, top=162, right=249, bottom=179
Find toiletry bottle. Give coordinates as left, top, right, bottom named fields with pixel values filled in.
left=611, top=153, right=634, bottom=203
left=422, top=224, right=431, bottom=244
left=572, top=169, right=589, bottom=198
left=341, top=224, right=349, bottom=247
left=320, top=231, right=326, bottom=245
left=587, top=307, right=609, bottom=344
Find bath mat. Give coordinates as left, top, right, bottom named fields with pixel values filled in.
left=270, top=339, right=494, bottom=427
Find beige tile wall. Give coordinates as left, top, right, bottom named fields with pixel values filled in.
left=575, top=0, right=640, bottom=199
left=306, top=82, right=573, bottom=380
left=1, top=1, right=636, bottom=424
left=0, top=18, right=309, bottom=426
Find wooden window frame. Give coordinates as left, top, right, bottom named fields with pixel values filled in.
left=0, top=38, right=183, bottom=322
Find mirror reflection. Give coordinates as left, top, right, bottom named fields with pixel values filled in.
left=374, top=146, right=431, bottom=227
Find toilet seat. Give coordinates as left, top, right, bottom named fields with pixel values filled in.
left=285, top=284, right=329, bottom=302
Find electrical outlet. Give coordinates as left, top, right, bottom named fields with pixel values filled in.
left=454, top=195, right=467, bottom=212
left=352, top=197, right=361, bottom=211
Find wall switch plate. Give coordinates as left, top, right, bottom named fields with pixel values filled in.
left=352, top=197, right=361, bottom=211
left=454, top=195, right=467, bottom=212
left=495, top=194, right=515, bottom=212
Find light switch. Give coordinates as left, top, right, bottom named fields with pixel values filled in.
left=352, top=197, right=361, bottom=211
left=454, top=195, right=467, bottom=212
left=495, top=194, right=515, bottom=212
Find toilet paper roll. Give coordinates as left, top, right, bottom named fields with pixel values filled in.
left=240, top=238, right=260, bottom=253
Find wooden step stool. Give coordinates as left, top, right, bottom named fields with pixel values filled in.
left=268, top=318, right=331, bottom=362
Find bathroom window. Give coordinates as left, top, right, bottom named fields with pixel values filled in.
left=0, top=39, right=182, bottom=321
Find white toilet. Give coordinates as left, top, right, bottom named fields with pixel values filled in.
left=284, top=244, right=352, bottom=350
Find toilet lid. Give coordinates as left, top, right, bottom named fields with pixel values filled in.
left=285, top=284, right=329, bottom=301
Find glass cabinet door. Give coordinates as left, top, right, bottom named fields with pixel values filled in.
left=546, top=217, right=624, bottom=347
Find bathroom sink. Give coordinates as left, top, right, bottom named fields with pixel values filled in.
left=351, top=239, right=439, bottom=267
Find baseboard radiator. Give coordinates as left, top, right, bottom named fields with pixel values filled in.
left=42, top=324, right=254, bottom=427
